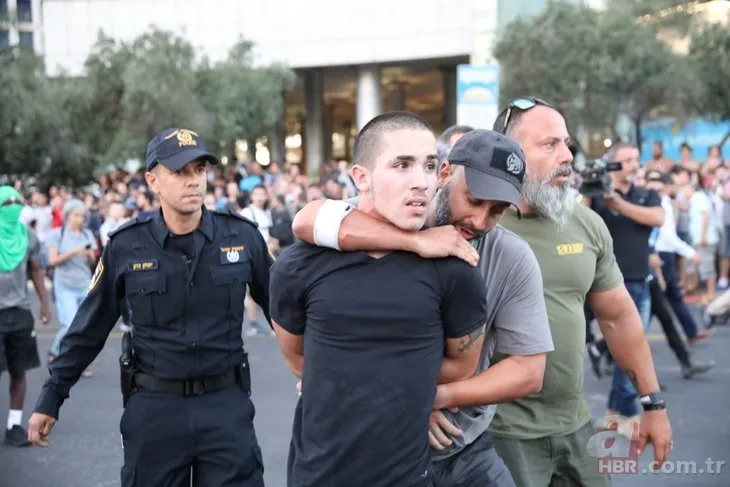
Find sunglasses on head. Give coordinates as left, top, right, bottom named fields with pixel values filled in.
left=500, top=97, right=552, bottom=134
left=1, top=197, right=23, bottom=207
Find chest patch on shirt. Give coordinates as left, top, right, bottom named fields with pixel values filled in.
left=127, top=259, right=159, bottom=272
left=556, top=243, right=584, bottom=256
left=220, top=245, right=245, bottom=264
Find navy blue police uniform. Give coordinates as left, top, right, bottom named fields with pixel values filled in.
left=33, top=128, right=272, bottom=487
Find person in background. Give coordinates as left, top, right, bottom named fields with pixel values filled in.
left=687, top=175, right=720, bottom=305
left=241, top=185, right=275, bottom=336
left=0, top=186, right=51, bottom=447
left=203, top=192, right=217, bottom=211
left=136, top=191, right=157, bottom=220
left=269, top=195, right=295, bottom=253
left=99, top=202, right=128, bottom=248
left=45, top=199, right=97, bottom=377
left=335, top=159, right=357, bottom=197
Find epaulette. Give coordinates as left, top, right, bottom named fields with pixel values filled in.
left=213, top=208, right=259, bottom=228
left=108, top=216, right=152, bottom=240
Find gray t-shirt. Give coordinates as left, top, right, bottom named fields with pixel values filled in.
left=344, top=197, right=553, bottom=457
left=432, top=224, right=553, bottom=460
left=0, top=228, right=41, bottom=311
left=45, top=227, right=97, bottom=290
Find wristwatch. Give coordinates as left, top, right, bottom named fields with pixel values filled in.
left=640, top=392, right=667, bottom=411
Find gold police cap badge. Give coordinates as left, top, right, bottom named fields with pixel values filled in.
left=164, top=129, right=198, bottom=148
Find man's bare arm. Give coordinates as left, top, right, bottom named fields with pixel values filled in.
left=434, top=353, right=545, bottom=409
left=272, top=321, right=304, bottom=378
left=291, top=200, right=479, bottom=266
left=587, top=285, right=660, bottom=395
left=437, top=325, right=485, bottom=384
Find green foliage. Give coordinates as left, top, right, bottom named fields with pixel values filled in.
left=0, top=28, right=295, bottom=185
left=688, top=21, right=730, bottom=121
left=493, top=0, right=710, bottom=145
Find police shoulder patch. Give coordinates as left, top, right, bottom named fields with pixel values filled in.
left=87, top=259, right=104, bottom=294
left=214, top=208, right=259, bottom=228
left=108, top=217, right=152, bottom=240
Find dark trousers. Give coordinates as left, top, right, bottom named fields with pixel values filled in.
left=120, top=385, right=264, bottom=487
left=649, top=278, right=692, bottom=367
left=432, top=431, right=515, bottom=487
left=659, top=252, right=699, bottom=339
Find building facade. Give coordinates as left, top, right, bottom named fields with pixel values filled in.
left=29, top=0, right=605, bottom=171
left=0, top=0, right=43, bottom=53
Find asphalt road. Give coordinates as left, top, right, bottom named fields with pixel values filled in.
left=1, top=304, right=729, bottom=487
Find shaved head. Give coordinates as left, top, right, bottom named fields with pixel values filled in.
left=353, top=111, right=433, bottom=168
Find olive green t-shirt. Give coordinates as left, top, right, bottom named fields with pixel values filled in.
left=489, top=203, right=624, bottom=440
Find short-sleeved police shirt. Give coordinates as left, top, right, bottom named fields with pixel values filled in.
left=591, top=186, right=661, bottom=281
left=270, top=242, right=487, bottom=487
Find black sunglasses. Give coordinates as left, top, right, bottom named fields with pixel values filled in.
left=500, top=97, right=552, bottom=134
left=1, top=197, right=23, bottom=207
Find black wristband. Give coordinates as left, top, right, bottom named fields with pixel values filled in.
left=640, top=392, right=666, bottom=411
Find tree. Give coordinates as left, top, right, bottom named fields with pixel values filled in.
left=0, top=46, right=63, bottom=179
left=493, top=2, right=622, bottom=149
left=492, top=0, right=694, bottom=148
left=590, top=7, right=694, bottom=145
left=688, top=20, right=730, bottom=147
left=196, top=39, right=296, bottom=159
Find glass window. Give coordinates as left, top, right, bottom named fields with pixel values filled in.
left=19, top=31, right=33, bottom=49
left=17, top=0, right=32, bottom=22
left=0, top=0, right=7, bottom=21
left=0, top=30, right=8, bottom=52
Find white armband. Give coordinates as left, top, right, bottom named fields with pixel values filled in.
left=313, top=199, right=354, bottom=251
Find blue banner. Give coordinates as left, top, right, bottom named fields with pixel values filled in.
left=456, top=64, right=500, bottom=130
left=640, top=118, right=730, bottom=163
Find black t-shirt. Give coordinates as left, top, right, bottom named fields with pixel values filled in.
left=270, top=242, right=487, bottom=487
left=591, top=186, right=662, bottom=281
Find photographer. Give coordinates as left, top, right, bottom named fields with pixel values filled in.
left=585, top=142, right=664, bottom=419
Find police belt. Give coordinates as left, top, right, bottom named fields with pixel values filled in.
left=135, top=369, right=239, bottom=397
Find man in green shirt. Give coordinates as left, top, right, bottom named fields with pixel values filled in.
left=488, top=98, right=673, bottom=486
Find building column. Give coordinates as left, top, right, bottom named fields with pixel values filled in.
left=356, top=64, right=382, bottom=130
left=268, top=90, right=287, bottom=166
left=304, top=69, right=325, bottom=178
left=7, top=0, right=19, bottom=45
left=389, top=83, right=406, bottom=111
left=31, top=0, right=43, bottom=54
left=322, top=103, right=333, bottom=162
left=442, top=67, right=457, bottom=127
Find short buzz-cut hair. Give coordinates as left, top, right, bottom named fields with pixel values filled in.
left=353, top=111, right=434, bottom=167
left=437, top=125, right=474, bottom=163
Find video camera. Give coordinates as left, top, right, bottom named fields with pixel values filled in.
left=574, top=156, right=622, bottom=197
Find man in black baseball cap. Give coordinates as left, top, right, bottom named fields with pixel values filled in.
left=145, top=128, right=220, bottom=171
left=445, top=128, right=525, bottom=219
left=143, top=128, right=220, bottom=218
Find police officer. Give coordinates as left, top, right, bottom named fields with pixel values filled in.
left=27, top=128, right=271, bottom=487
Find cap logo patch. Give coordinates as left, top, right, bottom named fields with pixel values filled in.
left=506, top=153, right=524, bottom=175
left=164, top=129, right=198, bottom=148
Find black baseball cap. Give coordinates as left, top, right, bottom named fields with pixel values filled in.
left=447, top=129, right=526, bottom=216
left=145, top=128, right=220, bottom=171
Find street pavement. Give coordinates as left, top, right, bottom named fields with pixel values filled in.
left=1, top=304, right=729, bottom=487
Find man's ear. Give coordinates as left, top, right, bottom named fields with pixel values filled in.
left=350, top=164, right=370, bottom=193
left=144, top=169, right=159, bottom=195
left=438, top=162, right=452, bottom=188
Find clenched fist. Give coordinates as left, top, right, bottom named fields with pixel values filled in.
left=27, top=413, right=56, bottom=447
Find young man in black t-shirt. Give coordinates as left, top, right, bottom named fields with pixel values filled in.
left=270, top=112, right=487, bottom=487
